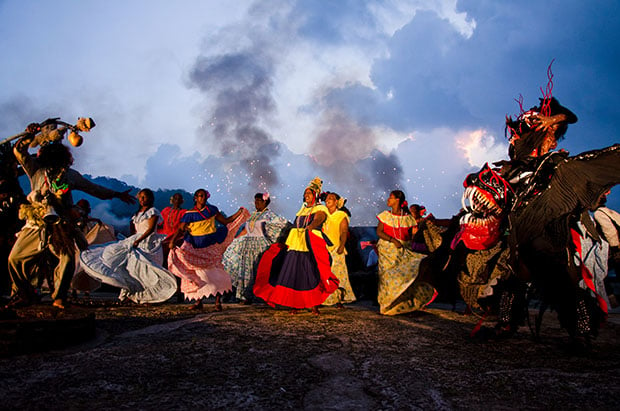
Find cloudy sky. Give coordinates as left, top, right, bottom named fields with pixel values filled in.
left=1, top=0, right=619, bottom=224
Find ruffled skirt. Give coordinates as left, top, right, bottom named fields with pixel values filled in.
left=253, top=229, right=339, bottom=308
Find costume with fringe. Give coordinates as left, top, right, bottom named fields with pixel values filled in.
left=8, top=141, right=118, bottom=302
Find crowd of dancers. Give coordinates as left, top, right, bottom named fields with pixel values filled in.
left=2, top=129, right=444, bottom=316
left=2, top=77, right=620, bottom=346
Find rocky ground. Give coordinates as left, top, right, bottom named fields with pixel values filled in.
left=0, top=295, right=619, bottom=410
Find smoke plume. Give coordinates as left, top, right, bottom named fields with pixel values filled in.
left=308, top=109, right=404, bottom=219
left=189, top=50, right=280, bottom=192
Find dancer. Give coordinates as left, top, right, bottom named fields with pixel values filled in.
left=592, top=193, right=620, bottom=307
left=8, top=132, right=134, bottom=309
left=167, top=189, right=248, bottom=311
left=158, top=193, right=186, bottom=238
left=222, top=192, right=288, bottom=304
left=321, top=191, right=356, bottom=308
left=376, top=190, right=435, bottom=315
left=0, top=142, right=25, bottom=299
left=253, top=177, right=339, bottom=315
left=79, top=189, right=177, bottom=304
left=158, top=193, right=186, bottom=261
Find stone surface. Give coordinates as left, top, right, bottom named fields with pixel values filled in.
left=0, top=299, right=619, bottom=410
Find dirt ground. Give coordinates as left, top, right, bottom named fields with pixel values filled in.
left=0, top=296, right=619, bottom=410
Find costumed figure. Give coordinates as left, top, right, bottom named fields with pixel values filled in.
left=409, top=204, right=450, bottom=255
left=253, top=177, right=339, bottom=315
left=6, top=118, right=135, bottom=309
left=456, top=68, right=620, bottom=345
left=0, top=142, right=26, bottom=299
left=375, top=190, right=436, bottom=315
left=321, top=191, right=357, bottom=308
left=592, top=194, right=620, bottom=307
left=167, top=189, right=249, bottom=311
left=79, top=189, right=177, bottom=304
left=222, top=192, right=289, bottom=304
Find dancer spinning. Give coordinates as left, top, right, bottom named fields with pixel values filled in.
left=168, top=189, right=248, bottom=311
left=254, top=177, right=339, bottom=315
left=376, top=190, right=435, bottom=315
left=222, top=192, right=288, bottom=304
left=79, top=188, right=177, bottom=304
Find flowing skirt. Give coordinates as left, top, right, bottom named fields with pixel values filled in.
left=72, top=222, right=117, bottom=292
left=222, top=235, right=271, bottom=300
left=254, top=229, right=339, bottom=309
left=168, top=210, right=249, bottom=301
left=322, top=250, right=356, bottom=305
left=377, top=239, right=435, bottom=315
left=79, top=232, right=177, bottom=304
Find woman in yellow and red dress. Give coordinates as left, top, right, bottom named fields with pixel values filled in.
left=253, top=177, right=339, bottom=314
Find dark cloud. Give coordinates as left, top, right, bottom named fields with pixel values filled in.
left=189, top=49, right=280, bottom=191
left=311, top=2, right=619, bottom=154
left=305, top=109, right=404, bottom=222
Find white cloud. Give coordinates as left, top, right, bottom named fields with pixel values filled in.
left=455, top=129, right=508, bottom=168
left=368, top=0, right=476, bottom=38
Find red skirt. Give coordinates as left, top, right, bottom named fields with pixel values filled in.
left=253, top=230, right=339, bottom=308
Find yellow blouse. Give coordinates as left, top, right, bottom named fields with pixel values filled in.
left=323, top=209, right=349, bottom=253
left=285, top=204, right=328, bottom=252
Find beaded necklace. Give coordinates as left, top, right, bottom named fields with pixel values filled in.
left=44, top=170, right=69, bottom=196
left=390, top=209, right=404, bottom=241
left=297, top=204, right=315, bottom=229
left=248, top=208, right=268, bottom=232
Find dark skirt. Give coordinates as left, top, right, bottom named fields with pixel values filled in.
left=253, top=230, right=339, bottom=308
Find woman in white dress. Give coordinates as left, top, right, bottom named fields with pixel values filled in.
left=222, top=192, right=288, bottom=304
left=79, top=189, right=177, bottom=303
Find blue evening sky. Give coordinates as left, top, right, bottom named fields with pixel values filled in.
left=1, top=1, right=618, bottom=224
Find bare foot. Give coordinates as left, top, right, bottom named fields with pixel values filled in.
left=311, top=306, right=320, bottom=316
left=336, top=303, right=345, bottom=309
left=189, top=300, right=203, bottom=310
left=52, top=299, right=66, bottom=309
left=214, top=302, right=223, bottom=312
left=289, top=309, right=299, bottom=315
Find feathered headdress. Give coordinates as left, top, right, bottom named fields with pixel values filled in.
left=306, top=177, right=323, bottom=195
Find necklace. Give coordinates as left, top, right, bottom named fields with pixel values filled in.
left=248, top=208, right=268, bottom=232
left=390, top=209, right=403, bottom=241
left=167, top=207, right=183, bottom=229
left=297, top=205, right=315, bottom=229
left=45, top=170, right=69, bottom=196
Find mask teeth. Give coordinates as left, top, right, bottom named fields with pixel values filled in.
left=469, top=187, right=477, bottom=212
left=459, top=213, right=469, bottom=225
left=461, top=187, right=471, bottom=212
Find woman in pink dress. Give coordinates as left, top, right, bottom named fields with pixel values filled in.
left=167, top=189, right=249, bottom=311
